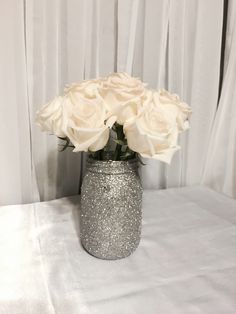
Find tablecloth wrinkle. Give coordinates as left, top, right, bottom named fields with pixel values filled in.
left=34, top=200, right=91, bottom=314
left=33, top=203, right=57, bottom=314
left=0, top=185, right=236, bottom=313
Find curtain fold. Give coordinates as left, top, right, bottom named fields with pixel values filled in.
left=138, top=0, right=170, bottom=190
left=166, top=0, right=224, bottom=188
left=1, top=0, right=234, bottom=205
left=0, top=0, right=34, bottom=205
left=202, top=0, right=236, bottom=198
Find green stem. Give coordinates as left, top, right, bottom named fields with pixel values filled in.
left=114, top=124, right=125, bottom=161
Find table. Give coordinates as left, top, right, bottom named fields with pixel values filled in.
left=0, top=186, right=236, bottom=313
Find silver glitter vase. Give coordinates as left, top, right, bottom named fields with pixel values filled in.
left=80, top=158, right=143, bottom=260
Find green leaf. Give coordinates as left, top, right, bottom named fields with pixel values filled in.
left=137, top=153, right=146, bottom=165
left=121, top=145, right=128, bottom=152
left=58, top=144, right=74, bottom=148
left=58, top=137, right=71, bottom=152
left=58, top=136, right=67, bottom=141
left=112, top=139, right=126, bottom=146
left=120, top=151, right=133, bottom=159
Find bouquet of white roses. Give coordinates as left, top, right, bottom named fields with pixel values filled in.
left=36, top=72, right=191, bottom=163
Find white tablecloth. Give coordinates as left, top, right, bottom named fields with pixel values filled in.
left=0, top=186, right=236, bottom=314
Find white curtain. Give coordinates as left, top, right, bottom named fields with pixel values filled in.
left=138, top=0, right=224, bottom=189
left=202, top=0, right=236, bottom=198
left=1, top=0, right=234, bottom=206
left=0, top=0, right=35, bottom=205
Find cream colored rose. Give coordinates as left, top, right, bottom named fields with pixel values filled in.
left=64, top=78, right=101, bottom=99
left=99, top=72, right=146, bottom=125
left=35, top=96, right=65, bottom=137
left=124, top=93, right=181, bottom=164
left=62, top=88, right=115, bottom=152
left=157, top=89, right=191, bottom=131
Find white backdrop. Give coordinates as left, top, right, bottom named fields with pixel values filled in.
left=202, top=0, right=236, bottom=199
left=0, top=0, right=235, bottom=205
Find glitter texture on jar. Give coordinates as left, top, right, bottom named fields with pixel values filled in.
left=80, top=158, right=143, bottom=260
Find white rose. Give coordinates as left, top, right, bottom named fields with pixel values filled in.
left=124, top=92, right=181, bottom=164
left=99, top=72, right=146, bottom=125
left=62, top=85, right=115, bottom=152
left=157, top=89, right=191, bottom=131
left=35, top=96, right=65, bottom=137
left=64, top=78, right=101, bottom=98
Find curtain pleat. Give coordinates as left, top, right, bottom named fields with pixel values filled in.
left=0, top=0, right=34, bottom=205
left=166, top=0, right=224, bottom=188
left=202, top=0, right=236, bottom=198
left=26, top=0, right=84, bottom=201
left=140, top=0, right=170, bottom=189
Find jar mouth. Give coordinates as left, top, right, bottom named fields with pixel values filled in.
left=86, top=157, right=139, bottom=174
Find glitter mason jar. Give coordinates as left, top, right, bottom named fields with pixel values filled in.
left=80, top=158, right=143, bottom=260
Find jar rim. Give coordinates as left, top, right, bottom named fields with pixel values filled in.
left=86, top=157, right=139, bottom=174
left=87, top=156, right=138, bottom=164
